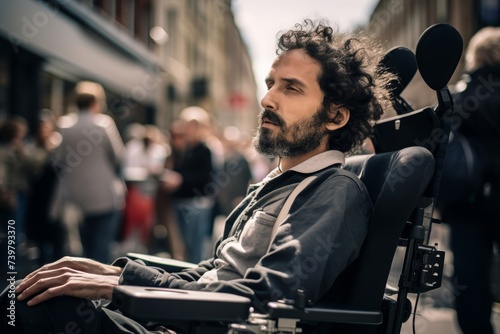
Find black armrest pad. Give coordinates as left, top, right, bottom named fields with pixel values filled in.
left=267, top=302, right=383, bottom=325
left=126, top=252, right=197, bottom=272
left=112, top=286, right=251, bottom=322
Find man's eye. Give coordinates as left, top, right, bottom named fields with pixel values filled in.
left=286, top=86, right=298, bottom=92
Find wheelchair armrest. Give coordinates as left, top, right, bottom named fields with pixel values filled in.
left=112, top=285, right=387, bottom=332
left=112, top=286, right=251, bottom=322
left=126, top=252, right=197, bottom=272
left=266, top=301, right=383, bottom=325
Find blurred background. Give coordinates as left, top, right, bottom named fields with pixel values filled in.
left=0, top=0, right=495, bottom=134
left=0, top=1, right=499, bottom=333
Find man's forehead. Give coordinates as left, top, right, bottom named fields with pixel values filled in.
left=268, top=49, right=321, bottom=81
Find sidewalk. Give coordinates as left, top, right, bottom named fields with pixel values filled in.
left=400, top=301, right=500, bottom=333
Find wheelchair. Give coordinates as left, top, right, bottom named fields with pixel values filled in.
left=112, top=23, right=463, bottom=334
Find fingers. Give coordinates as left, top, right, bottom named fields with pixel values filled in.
left=19, top=276, right=87, bottom=306
left=21, top=256, right=75, bottom=282
left=17, top=272, right=119, bottom=306
left=22, top=284, right=66, bottom=306
left=14, top=257, right=121, bottom=307
left=16, top=268, right=75, bottom=300
left=21, top=264, right=50, bottom=283
left=35, top=256, right=118, bottom=276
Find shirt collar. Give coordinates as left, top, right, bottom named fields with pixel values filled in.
left=261, top=150, right=345, bottom=183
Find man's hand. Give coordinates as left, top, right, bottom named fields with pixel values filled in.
left=161, top=169, right=183, bottom=193
left=16, top=267, right=120, bottom=306
left=21, top=256, right=122, bottom=282
left=15, top=256, right=123, bottom=306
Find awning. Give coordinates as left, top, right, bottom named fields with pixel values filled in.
left=0, top=0, right=164, bottom=104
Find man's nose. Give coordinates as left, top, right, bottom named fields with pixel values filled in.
left=260, top=89, right=278, bottom=111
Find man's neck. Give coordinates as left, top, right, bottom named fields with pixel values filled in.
left=279, top=145, right=328, bottom=172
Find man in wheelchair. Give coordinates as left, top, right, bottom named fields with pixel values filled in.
left=1, top=19, right=396, bottom=333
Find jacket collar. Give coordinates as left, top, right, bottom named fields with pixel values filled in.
left=262, top=150, right=345, bottom=183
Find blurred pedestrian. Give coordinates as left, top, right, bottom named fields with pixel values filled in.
left=49, top=81, right=126, bottom=264
left=440, top=27, right=500, bottom=334
left=0, top=116, right=32, bottom=274
left=162, top=106, right=214, bottom=263
left=24, top=111, right=65, bottom=267
left=217, top=126, right=253, bottom=217
left=26, top=109, right=67, bottom=266
left=122, top=124, right=167, bottom=248
left=0, top=115, right=31, bottom=232
left=25, top=110, right=62, bottom=176
left=152, top=120, right=187, bottom=260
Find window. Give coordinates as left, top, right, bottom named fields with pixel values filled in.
left=93, top=0, right=116, bottom=19
left=167, top=8, right=178, bottom=57
left=436, top=0, right=448, bottom=22
left=135, top=0, right=152, bottom=45
left=116, top=0, right=135, bottom=33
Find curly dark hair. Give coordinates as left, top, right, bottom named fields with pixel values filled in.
left=276, top=19, right=394, bottom=153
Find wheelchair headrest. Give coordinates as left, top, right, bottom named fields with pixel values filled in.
left=416, top=23, right=463, bottom=91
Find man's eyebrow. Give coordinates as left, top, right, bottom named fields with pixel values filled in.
left=265, top=77, right=307, bottom=88
left=282, top=77, right=307, bottom=88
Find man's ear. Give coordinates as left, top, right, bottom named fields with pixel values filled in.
left=325, top=105, right=350, bottom=131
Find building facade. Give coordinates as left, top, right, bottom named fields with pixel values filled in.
left=151, top=0, right=259, bottom=134
left=366, top=0, right=500, bottom=109
left=0, top=0, right=162, bottom=133
left=0, top=0, right=258, bottom=136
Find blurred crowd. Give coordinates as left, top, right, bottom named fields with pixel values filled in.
left=0, top=81, right=274, bottom=277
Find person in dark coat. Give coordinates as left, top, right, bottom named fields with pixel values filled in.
left=441, top=26, right=500, bottom=334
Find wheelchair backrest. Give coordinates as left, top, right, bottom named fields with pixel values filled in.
left=320, top=146, right=434, bottom=311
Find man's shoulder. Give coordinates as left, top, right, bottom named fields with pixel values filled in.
left=305, top=165, right=369, bottom=201
left=93, top=113, right=116, bottom=128
left=313, top=164, right=362, bottom=184
left=57, top=113, right=78, bottom=129
left=283, top=165, right=366, bottom=203
left=193, top=141, right=213, bottom=155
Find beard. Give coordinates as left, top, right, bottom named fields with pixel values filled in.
left=253, top=105, right=329, bottom=158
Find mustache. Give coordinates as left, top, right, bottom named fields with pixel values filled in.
left=260, top=109, right=284, bottom=127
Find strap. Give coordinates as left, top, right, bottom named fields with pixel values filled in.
left=267, top=175, right=317, bottom=252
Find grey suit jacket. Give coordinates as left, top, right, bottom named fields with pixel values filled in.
left=51, top=111, right=126, bottom=215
